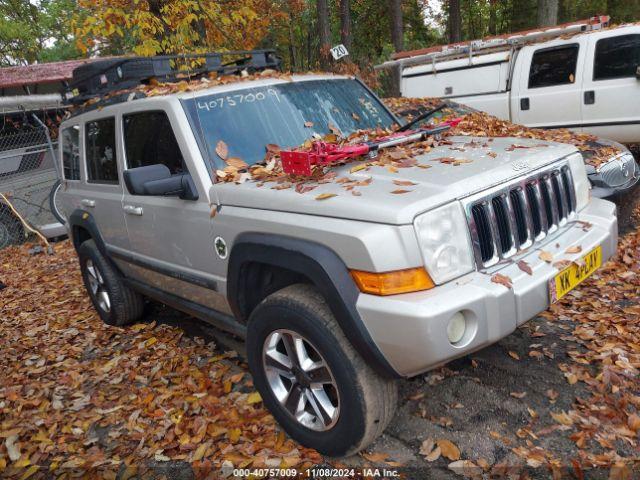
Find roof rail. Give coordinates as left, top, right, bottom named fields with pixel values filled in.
left=63, top=50, right=282, bottom=104
left=376, top=15, right=610, bottom=70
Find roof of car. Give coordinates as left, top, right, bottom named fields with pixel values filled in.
left=64, top=73, right=352, bottom=120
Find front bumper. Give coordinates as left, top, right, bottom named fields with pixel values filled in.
left=356, top=198, right=618, bottom=378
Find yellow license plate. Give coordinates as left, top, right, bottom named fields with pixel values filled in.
left=550, top=246, right=602, bottom=302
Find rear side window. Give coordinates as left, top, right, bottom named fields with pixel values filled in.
left=528, top=45, right=579, bottom=88
left=85, top=118, right=118, bottom=184
left=594, top=34, right=640, bottom=80
left=61, top=125, right=80, bottom=180
left=123, top=111, right=185, bottom=174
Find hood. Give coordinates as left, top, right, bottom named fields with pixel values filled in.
left=212, top=136, right=578, bottom=225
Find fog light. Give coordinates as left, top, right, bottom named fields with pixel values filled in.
left=447, top=312, right=466, bottom=344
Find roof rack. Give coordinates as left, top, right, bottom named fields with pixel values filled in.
left=376, top=15, right=610, bottom=70
left=63, top=50, right=281, bottom=104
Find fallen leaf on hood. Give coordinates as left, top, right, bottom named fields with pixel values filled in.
left=350, top=163, right=368, bottom=173
left=437, top=439, right=461, bottom=461
left=295, top=183, right=317, bottom=194
left=226, top=157, right=248, bottom=169
left=517, top=260, right=533, bottom=275
left=453, top=159, right=473, bottom=166
left=315, top=193, right=337, bottom=201
left=565, top=245, right=583, bottom=254
left=391, top=189, right=412, bottom=194
left=393, top=180, right=417, bottom=186
left=539, top=250, right=554, bottom=263
left=491, top=273, right=513, bottom=289
left=216, top=140, right=229, bottom=160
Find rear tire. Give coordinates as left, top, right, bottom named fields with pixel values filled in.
left=246, top=284, right=397, bottom=457
left=78, top=239, right=144, bottom=326
left=49, top=180, right=66, bottom=225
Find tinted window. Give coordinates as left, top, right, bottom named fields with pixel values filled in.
left=123, top=111, right=185, bottom=174
left=594, top=34, right=640, bottom=80
left=85, top=118, right=118, bottom=184
left=61, top=125, right=80, bottom=180
left=529, top=45, right=579, bottom=88
left=182, top=79, right=396, bottom=168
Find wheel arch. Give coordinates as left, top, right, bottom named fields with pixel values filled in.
left=68, top=209, right=108, bottom=256
left=227, top=233, right=400, bottom=378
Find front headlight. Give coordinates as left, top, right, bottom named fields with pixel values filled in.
left=414, top=202, right=475, bottom=284
left=567, top=152, right=590, bottom=211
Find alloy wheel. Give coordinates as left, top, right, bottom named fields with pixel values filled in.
left=262, top=329, right=340, bottom=431
left=85, top=259, right=111, bottom=313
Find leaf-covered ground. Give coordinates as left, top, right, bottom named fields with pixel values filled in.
left=0, top=243, right=322, bottom=478
left=1, top=207, right=639, bottom=478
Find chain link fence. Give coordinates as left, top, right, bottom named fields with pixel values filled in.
left=0, top=122, right=60, bottom=250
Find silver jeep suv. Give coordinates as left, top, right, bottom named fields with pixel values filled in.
left=58, top=56, right=618, bottom=457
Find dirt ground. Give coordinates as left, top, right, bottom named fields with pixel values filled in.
left=1, top=207, right=638, bottom=479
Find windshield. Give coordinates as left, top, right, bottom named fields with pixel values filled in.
left=182, top=78, right=397, bottom=170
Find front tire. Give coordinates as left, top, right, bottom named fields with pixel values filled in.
left=246, top=284, right=397, bottom=457
left=78, top=239, right=144, bottom=326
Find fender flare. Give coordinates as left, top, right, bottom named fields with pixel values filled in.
left=68, top=209, right=109, bottom=256
left=227, top=233, right=400, bottom=378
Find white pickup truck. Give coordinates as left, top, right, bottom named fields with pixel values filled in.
left=380, top=17, right=640, bottom=145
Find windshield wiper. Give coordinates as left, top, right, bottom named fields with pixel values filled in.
left=398, top=103, right=446, bottom=132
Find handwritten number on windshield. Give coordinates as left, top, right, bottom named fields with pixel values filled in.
left=197, top=89, right=281, bottom=111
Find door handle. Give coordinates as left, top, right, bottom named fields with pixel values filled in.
left=584, top=90, right=595, bottom=105
left=520, top=98, right=530, bottom=110
left=81, top=199, right=95, bottom=208
left=123, top=205, right=143, bottom=216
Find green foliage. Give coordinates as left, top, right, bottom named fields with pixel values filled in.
left=2, top=0, right=639, bottom=67
left=0, top=0, right=81, bottom=66
left=440, top=0, right=640, bottom=44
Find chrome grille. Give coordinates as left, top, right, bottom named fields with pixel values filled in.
left=466, top=164, right=576, bottom=268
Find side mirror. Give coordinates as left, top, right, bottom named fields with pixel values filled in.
left=123, top=164, right=198, bottom=200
